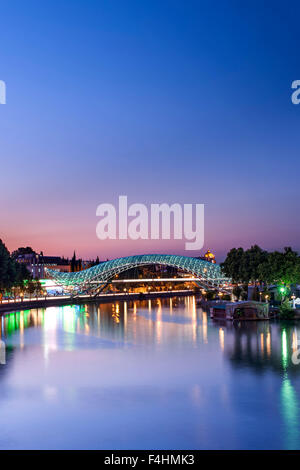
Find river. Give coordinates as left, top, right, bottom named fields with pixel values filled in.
left=0, top=295, right=299, bottom=449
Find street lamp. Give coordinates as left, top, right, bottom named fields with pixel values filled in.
left=278, top=285, right=287, bottom=303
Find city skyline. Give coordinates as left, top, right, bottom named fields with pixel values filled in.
left=2, top=233, right=299, bottom=264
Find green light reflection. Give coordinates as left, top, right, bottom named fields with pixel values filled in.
left=281, top=373, right=300, bottom=449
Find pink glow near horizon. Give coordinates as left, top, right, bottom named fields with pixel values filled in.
left=3, top=209, right=299, bottom=263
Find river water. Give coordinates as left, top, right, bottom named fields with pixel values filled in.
left=0, top=295, right=299, bottom=449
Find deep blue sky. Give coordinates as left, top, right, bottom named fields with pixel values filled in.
left=1, top=0, right=300, bottom=260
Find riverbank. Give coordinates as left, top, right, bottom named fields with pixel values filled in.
left=0, top=289, right=195, bottom=314
left=199, top=299, right=300, bottom=320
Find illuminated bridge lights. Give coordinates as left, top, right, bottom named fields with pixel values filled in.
left=46, top=254, right=231, bottom=294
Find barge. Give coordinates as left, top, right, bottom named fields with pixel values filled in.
left=210, top=301, right=269, bottom=321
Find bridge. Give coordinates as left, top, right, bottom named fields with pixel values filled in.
left=46, top=254, right=231, bottom=295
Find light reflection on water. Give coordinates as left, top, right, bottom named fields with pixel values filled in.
left=0, top=296, right=300, bottom=449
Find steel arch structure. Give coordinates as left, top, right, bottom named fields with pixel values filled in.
left=46, top=254, right=231, bottom=294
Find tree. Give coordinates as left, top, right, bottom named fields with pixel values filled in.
left=11, top=246, right=35, bottom=259
left=34, top=280, right=43, bottom=296
left=278, top=298, right=294, bottom=319
left=242, top=245, right=268, bottom=284
left=258, top=247, right=300, bottom=286
left=0, top=239, right=11, bottom=292
left=0, top=240, right=32, bottom=294
left=221, top=245, right=267, bottom=283
left=15, top=263, right=31, bottom=286
left=26, top=280, right=36, bottom=299
left=222, top=246, right=300, bottom=306
left=221, top=247, right=245, bottom=283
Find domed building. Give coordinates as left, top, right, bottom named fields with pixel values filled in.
left=204, top=249, right=216, bottom=264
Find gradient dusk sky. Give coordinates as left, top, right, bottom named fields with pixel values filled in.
left=1, top=0, right=300, bottom=261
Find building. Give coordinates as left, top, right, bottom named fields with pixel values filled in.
left=196, top=249, right=216, bottom=264
left=16, top=252, right=71, bottom=279
left=203, top=249, right=216, bottom=264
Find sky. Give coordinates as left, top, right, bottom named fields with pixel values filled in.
left=1, top=0, right=300, bottom=262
